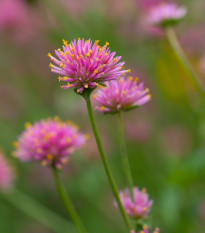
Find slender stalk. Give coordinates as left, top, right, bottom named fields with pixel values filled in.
left=52, top=167, right=87, bottom=233
left=85, top=97, right=132, bottom=232
left=165, top=27, right=204, bottom=97
left=1, top=189, right=76, bottom=233
left=117, top=111, right=134, bottom=199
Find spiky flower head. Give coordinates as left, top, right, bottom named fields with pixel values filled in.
left=0, top=151, right=14, bottom=191
left=147, top=3, right=187, bottom=27
left=119, top=187, right=153, bottom=219
left=13, top=117, right=87, bottom=169
left=93, top=76, right=151, bottom=114
left=48, top=38, right=129, bottom=94
left=131, top=225, right=159, bottom=233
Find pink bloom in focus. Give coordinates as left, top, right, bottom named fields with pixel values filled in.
left=13, top=117, right=87, bottom=169
left=48, top=38, right=129, bottom=93
left=132, top=225, right=159, bottom=233
left=93, top=77, right=151, bottom=114
left=147, top=3, right=187, bottom=27
left=119, top=187, right=153, bottom=219
left=0, top=152, right=14, bottom=191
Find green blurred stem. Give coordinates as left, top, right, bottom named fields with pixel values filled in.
left=52, top=167, right=87, bottom=233
left=117, top=111, right=134, bottom=200
left=1, top=188, right=76, bottom=233
left=86, top=97, right=132, bottom=232
left=165, top=27, right=204, bottom=96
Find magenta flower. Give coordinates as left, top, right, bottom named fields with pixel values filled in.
left=93, top=77, right=151, bottom=114
left=119, top=187, right=153, bottom=219
left=48, top=38, right=130, bottom=93
left=147, top=3, right=187, bottom=27
left=0, top=151, right=14, bottom=191
left=131, top=225, right=159, bottom=233
left=13, top=117, right=87, bottom=169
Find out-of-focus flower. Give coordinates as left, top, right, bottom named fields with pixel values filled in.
left=131, top=225, right=159, bottom=233
left=13, top=117, right=87, bottom=169
left=147, top=3, right=187, bottom=27
left=93, top=77, right=151, bottom=114
left=0, top=151, right=14, bottom=191
left=48, top=38, right=129, bottom=93
left=119, top=187, right=153, bottom=219
left=200, top=56, right=205, bottom=74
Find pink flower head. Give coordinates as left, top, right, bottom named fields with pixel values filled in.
left=93, top=76, right=151, bottom=114
left=0, top=151, right=14, bottom=191
left=119, top=187, right=153, bottom=219
left=134, top=225, right=159, bottom=233
left=147, top=3, right=187, bottom=27
left=13, top=117, right=87, bottom=169
left=48, top=38, right=129, bottom=93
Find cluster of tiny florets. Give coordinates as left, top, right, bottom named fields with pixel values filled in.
left=48, top=38, right=130, bottom=93
left=13, top=117, right=87, bottom=169
left=119, top=187, right=153, bottom=219
left=147, top=3, right=187, bottom=27
left=93, top=77, right=151, bottom=114
left=131, top=225, right=159, bottom=233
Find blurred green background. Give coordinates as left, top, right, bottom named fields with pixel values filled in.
left=0, top=0, right=205, bottom=232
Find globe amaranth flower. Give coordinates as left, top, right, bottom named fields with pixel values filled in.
left=147, top=3, right=187, bottom=27
left=0, top=151, right=14, bottom=191
left=48, top=38, right=130, bottom=93
left=93, top=76, right=151, bottom=114
left=119, top=187, right=153, bottom=219
left=131, top=225, right=159, bottom=233
left=13, top=117, right=87, bottom=169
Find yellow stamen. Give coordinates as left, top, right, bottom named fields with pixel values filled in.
left=135, top=77, right=139, bottom=82
left=84, top=84, right=88, bottom=88
left=143, top=225, right=148, bottom=230
left=49, top=63, right=53, bottom=68
left=46, top=154, right=53, bottom=160
left=13, top=141, right=18, bottom=148
left=47, top=53, right=51, bottom=57
left=58, top=49, right=61, bottom=52
left=41, top=160, right=47, bottom=166
left=99, top=47, right=103, bottom=52
left=120, top=79, right=123, bottom=84
left=113, top=58, right=117, bottom=62
left=129, top=76, right=133, bottom=81
left=100, top=106, right=105, bottom=111
left=94, top=69, right=98, bottom=74
left=78, top=37, right=81, bottom=41
left=120, top=66, right=124, bottom=69
left=145, top=88, right=150, bottom=93
left=54, top=116, right=60, bottom=122
left=85, top=40, right=89, bottom=43
left=105, top=41, right=109, bottom=47
left=95, top=83, right=99, bottom=86
left=60, top=63, right=64, bottom=68
left=143, top=207, right=147, bottom=212
left=67, top=84, right=71, bottom=87
left=65, top=51, right=69, bottom=55
left=126, top=69, right=131, bottom=73
left=95, top=40, right=99, bottom=45
left=25, top=122, right=32, bottom=129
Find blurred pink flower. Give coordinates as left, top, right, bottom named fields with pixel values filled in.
left=93, top=77, right=151, bottom=114
left=49, top=38, right=128, bottom=93
left=132, top=225, right=159, bottom=233
left=13, top=117, right=87, bottom=169
left=200, top=56, right=205, bottom=74
left=0, top=151, right=14, bottom=191
left=0, top=0, right=45, bottom=43
left=119, top=187, right=153, bottom=219
left=159, top=126, right=192, bottom=157
left=147, top=3, right=187, bottom=27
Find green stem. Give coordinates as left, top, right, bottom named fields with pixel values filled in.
left=85, top=97, right=132, bottom=232
left=165, top=27, right=204, bottom=97
left=1, top=188, right=76, bottom=233
left=52, top=167, right=87, bottom=233
left=117, top=111, right=134, bottom=199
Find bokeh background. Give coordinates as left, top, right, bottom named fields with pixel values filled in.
left=0, top=0, right=205, bottom=232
